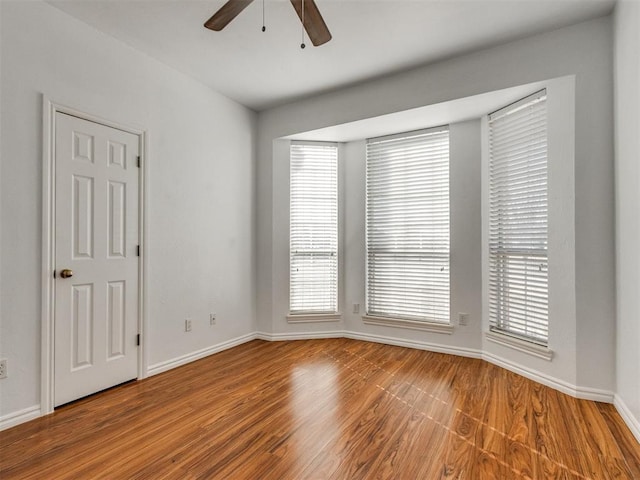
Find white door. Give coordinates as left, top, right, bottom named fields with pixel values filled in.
left=54, top=112, right=140, bottom=407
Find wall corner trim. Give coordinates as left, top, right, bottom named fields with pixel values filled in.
left=614, top=395, right=640, bottom=444
left=0, top=405, right=42, bottom=432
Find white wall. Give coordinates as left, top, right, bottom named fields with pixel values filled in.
left=257, top=16, right=614, bottom=394
left=614, top=0, right=640, bottom=437
left=0, top=0, right=3, bottom=405
left=0, top=1, right=256, bottom=421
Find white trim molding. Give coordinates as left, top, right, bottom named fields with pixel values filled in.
left=41, top=97, right=148, bottom=414
left=257, top=329, right=479, bottom=359
left=362, top=315, right=454, bottom=334
left=147, top=333, right=257, bottom=377
left=286, top=313, right=342, bottom=323
left=485, top=330, right=554, bottom=361
left=4, top=328, right=622, bottom=432
left=345, top=331, right=481, bottom=359
left=482, top=351, right=614, bottom=403
left=0, top=406, right=41, bottom=432
left=614, top=395, right=640, bottom=444
left=150, top=329, right=345, bottom=376
left=255, top=330, right=344, bottom=341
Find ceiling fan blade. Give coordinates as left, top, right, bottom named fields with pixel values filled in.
left=290, top=0, right=332, bottom=46
left=204, top=0, right=255, bottom=31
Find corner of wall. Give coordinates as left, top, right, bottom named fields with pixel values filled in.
left=613, top=0, right=640, bottom=439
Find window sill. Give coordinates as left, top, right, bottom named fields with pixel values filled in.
left=485, top=330, right=553, bottom=361
left=362, top=315, right=454, bottom=334
left=287, top=313, right=342, bottom=324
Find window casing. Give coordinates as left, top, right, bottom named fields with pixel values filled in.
left=366, top=127, right=450, bottom=324
left=289, top=142, right=338, bottom=314
left=488, top=90, right=549, bottom=345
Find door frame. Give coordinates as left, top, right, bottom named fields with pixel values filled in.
left=41, top=97, right=149, bottom=415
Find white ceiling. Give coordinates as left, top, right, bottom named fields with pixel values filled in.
left=49, top=0, right=614, bottom=111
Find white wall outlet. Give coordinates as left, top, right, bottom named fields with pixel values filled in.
left=353, top=303, right=360, bottom=314
left=185, top=319, right=192, bottom=332
left=209, top=313, right=216, bottom=325
left=458, top=312, right=469, bottom=326
left=0, top=359, right=7, bottom=379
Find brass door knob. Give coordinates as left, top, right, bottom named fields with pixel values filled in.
left=60, top=269, right=73, bottom=279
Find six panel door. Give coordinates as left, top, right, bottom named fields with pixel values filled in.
left=54, top=112, right=139, bottom=407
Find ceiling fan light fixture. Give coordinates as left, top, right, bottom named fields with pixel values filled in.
left=204, top=0, right=332, bottom=47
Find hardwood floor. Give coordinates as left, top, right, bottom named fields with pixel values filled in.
left=1, top=338, right=639, bottom=479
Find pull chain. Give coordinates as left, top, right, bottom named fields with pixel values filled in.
left=261, top=0, right=266, bottom=32
left=300, top=0, right=306, bottom=49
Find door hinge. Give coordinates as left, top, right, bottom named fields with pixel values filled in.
left=136, top=334, right=141, bottom=346
left=137, top=245, right=140, bottom=256
left=137, top=156, right=141, bottom=168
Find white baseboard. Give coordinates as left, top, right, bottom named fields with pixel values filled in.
left=255, top=330, right=344, bottom=341
left=256, top=330, right=482, bottom=362
left=0, top=405, right=41, bottom=432
left=614, top=394, right=640, bottom=443
left=147, top=332, right=258, bottom=377
left=0, top=330, right=622, bottom=434
left=255, top=329, right=615, bottom=404
left=574, top=385, right=616, bottom=403
left=344, top=331, right=482, bottom=359
left=482, top=351, right=614, bottom=403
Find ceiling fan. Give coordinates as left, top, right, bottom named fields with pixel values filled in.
left=204, top=0, right=332, bottom=47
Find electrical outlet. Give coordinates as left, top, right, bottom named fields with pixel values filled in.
left=458, top=312, right=469, bottom=326
left=353, top=303, right=360, bottom=314
left=185, top=319, right=192, bottom=332
left=209, top=313, right=216, bottom=326
left=0, top=359, right=7, bottom=379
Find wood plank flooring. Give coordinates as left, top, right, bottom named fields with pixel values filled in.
left=1, top=338, right=639, bottom=479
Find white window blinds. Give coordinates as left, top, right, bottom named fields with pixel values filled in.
left=366, top=127, right=450, bottom=323
left=488, top=90, right=549, bottom=345
left=290, top=143, right=338, bottom=314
